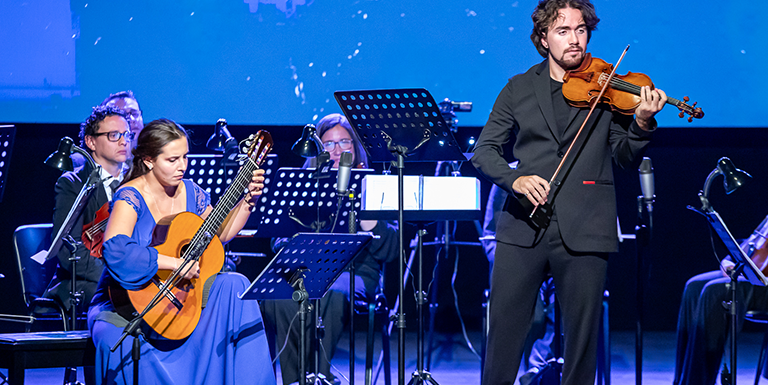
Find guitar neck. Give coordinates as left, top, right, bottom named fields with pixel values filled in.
left=197, top=159, right=258, bottom=239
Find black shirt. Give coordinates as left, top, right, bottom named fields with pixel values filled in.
left=550, top=78, right=572, bottom=137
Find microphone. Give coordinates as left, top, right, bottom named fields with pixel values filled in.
left=450, top=101, right=473, bottom=112
left=336, top=152, right=354, bottom=195
left=638, top=157, right=654, bottom=212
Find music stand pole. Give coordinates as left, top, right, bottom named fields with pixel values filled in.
left=394, top=150, right=407, bottom=385
left=634, top=195, right=652, bottom=385
left=724, top=263, right=744, bottom=385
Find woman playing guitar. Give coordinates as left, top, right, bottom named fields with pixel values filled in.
left=86, top=119, right=275, bottom=385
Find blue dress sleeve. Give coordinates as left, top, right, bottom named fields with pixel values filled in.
left=190, top=181, right=211, bottom=215
left=102, top=234, right=159, bottom=290
left=103, top=187, right=160, bottom=290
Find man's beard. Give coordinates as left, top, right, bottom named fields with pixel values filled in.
left=553, top=49, right=584, bottom=71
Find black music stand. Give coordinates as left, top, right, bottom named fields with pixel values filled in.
left=187, top=153, right=278, bottom=219
left=241, top=232, right=373, bottom=385
left=335, top=88, right=467, bottom=385
left=689, top=206, right=768, bottom=385
left=253, top=167, right=372, bottom=237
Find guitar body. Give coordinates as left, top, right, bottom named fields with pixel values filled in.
left=83, top=202, right=110, bottom=258
left=109, top=211, right=224, bottom=340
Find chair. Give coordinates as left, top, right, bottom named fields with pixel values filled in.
left=0, top=224, right=95, bottom=384
left=0, top=223, right=68, bottom=331
left=746, top=310, right=768, bottom=385
left=354, top=292, right=392, bottom=385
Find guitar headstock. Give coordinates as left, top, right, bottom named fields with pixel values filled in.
left=245, top=130, right=274, bottom=168
left=676, top=96, right=705, bottom=123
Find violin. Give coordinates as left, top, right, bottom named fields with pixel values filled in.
left=562, top=53, right=704, bottom=122
left=82, top=202, right=110, bottom=258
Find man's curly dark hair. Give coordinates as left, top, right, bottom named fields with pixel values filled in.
left=78, top=105, right=129, bottom=151
left=530, top=0, right=600, bottom=58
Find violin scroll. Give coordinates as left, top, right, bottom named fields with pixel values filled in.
left=676, top=96, right=704, bottom=123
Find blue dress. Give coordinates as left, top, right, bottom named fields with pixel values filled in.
left=87, top=179, right=275, bottom=385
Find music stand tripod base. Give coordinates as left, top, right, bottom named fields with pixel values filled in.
left=241, top=232, right=373, bottom=385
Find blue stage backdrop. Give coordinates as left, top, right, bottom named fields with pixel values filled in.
left=0, top=0, right=764, bottom=128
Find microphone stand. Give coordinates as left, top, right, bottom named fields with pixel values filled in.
left=635, top=194, right=653, bottom=385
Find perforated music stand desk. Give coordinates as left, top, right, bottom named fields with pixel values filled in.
left=187, top=153, right=278, bottom=209
left=695, top=209, right=768, bottom=286
left=335, top=89, right=478, bottom=222
left=252, top=167, right=372, bottom=238
left=335, top=88, right=466, bottom=163
left=240, top=232, right=373, bottom=301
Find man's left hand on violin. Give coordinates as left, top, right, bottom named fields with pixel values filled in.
left=635, top=85, right=668, bottom=131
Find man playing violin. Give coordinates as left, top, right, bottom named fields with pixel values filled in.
left=44, top=105, right=132, bottom=325
left=471, top=0, right=667, bottom=384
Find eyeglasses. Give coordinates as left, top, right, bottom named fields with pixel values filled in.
left=92, top=131, right=135, bottom=142
left=122, top=108, right=142, bottom=120
left=322, top=138, right=354, bottom=151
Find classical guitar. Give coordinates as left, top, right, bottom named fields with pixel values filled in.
left=109, top=131, right=273, bottom=340
left=82, top=202, right=109, bottom=258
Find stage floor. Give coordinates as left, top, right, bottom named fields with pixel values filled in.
left=4, top=330, right=765, bottom=384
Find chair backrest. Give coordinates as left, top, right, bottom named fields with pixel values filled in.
left=12, top=223, right=55, bottom=309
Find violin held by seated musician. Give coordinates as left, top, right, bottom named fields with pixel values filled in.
left=562, top=52, right=704, bottom=122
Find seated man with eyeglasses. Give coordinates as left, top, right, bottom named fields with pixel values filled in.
left=72, top=91, right=144, bottom=170
left=43, top=105, right=133, bottom=326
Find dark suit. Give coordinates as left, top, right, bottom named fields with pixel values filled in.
left=471, top=60, right=654, bottom=385
left=44, top=163, right=108, bottom=315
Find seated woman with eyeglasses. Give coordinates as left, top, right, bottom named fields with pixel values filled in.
left=261, top=113, right=398, bottom=385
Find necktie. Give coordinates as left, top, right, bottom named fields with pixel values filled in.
left=109, top=179, right=121, bottom=193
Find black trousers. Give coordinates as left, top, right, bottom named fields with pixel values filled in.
left=482, top=218, right=608, bottom=385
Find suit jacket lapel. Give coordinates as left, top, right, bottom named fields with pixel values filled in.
left=561, top=107, right=581, bottom=140
left=533, top=61, right=560, bottom=145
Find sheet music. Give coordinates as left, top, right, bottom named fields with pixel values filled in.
left=705, top=211, right=768, bottom=286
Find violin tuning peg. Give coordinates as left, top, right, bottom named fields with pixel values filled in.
left=683, top=96, right=690, bottom=102
left=692, top=101, right=698, bottom=107
left=679, top=111, right=685, bottom=118
left=688, top=116, right=693, bottom=123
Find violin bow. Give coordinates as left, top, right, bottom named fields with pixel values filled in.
left=530, top=45, right=630, bottom=218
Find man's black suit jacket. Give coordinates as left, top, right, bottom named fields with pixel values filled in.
left=471, top=60, right=655, bottom=253
left=45, top=162, right=109, bottom=310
